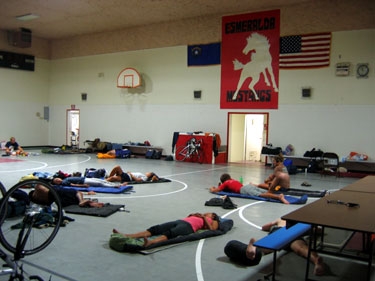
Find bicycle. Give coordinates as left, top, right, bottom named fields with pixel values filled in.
left=0, top=179, right=63, bottom=280
left=175, top=138, right=203, bottom=163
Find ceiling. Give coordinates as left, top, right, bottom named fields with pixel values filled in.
left=0, top=0, right=309, bottom=40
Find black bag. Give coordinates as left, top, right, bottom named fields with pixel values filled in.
left=205, top=198, right=224, bottom=206
left=261, top=145, right=282, bottom=155
left=84, top=168, right=106, bottom=178
left=304, top=148, right=324, bottom=158
left=164, top=155, right=174, bottom=161
left=222, top=196, right=237, bottom=209
left=152, top=151, right=162, bottom=159
left=204, top=196, right=237, bottom=209
left=7, top=201, right=27, bottom=218
left=307, top=159, right=319, bottom=173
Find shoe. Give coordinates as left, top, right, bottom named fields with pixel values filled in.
left=301, top=181, right=312, bottom=187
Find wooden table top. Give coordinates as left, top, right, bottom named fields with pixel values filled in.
left=282, top=189, right=375, bottom=233
left=341, top=175, right=375, bottom=193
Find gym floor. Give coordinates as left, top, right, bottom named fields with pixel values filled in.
left=0, top=150, right=373, bottom=281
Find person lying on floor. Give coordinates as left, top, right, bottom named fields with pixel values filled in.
left=113, top=212, right=220, bottom=247
left=106, top=165, right=159, bottom=184
left=52, top=176, right=126, bottom=188
left=224, top=218, right=326, bottom=276
left=253, top=154, right=290, bottom=191
left=29, top=184, right=104, bottom=208
left=210, top=173, right=290, bottom=204
left=98, top=148, right=130, bottom=158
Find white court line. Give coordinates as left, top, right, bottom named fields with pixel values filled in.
left=95, top=179, right=188, bottom=200
left=0, top=155, right=92, bottom=173
left=195, top=201, right=264, bottom=281
left=163, top=166, right=228, bottom=178
left=96, top=166, right=228, bottom=200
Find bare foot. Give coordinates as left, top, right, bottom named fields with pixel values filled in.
left=112, top=229, right=128, bottom=237
left=313, top=256, right=325, bottom=276
left=89, top=202, right=104, bottom=208
left=79, top=200, right=91, bottom=207
left=79, top=200, right=104, bottom=208
left=279, top=194, right=290, bottom=204
left=143, top=237, right=151, bottom=247
left=245, top=238, right=257, bottom=260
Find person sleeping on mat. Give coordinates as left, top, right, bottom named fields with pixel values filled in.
left=29, top=184, right=104, bottom=208
left=113, top=212, right=220, bottom=248
left=52, top=177, right=126, bottom=188
left=210, top=173, right=290, bottom=204
left=106, top=165, right=159, bottom=184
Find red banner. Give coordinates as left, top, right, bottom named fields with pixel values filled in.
left=220, top=10, right=280, bottom=109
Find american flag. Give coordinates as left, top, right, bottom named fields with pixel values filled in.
left=279, top=32, right=331, bottom=69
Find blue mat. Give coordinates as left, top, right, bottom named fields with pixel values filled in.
left=214, top=192, right=308, bottom=204
left=61, top=185, right=133, bottom=194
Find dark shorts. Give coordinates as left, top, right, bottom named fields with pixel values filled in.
left=147, top=220, right=194, bottom=239
left=120, top=172, right=131, bottom=182
left=52, top=187, right=79, bottom=207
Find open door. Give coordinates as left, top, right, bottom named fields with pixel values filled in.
left=66, top=109, right=80, bottom=148
left=227, top=112, right=269, bottom=163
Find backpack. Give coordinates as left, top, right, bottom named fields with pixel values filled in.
left=84, top=168, right=106, bottom=178
left=115, top=149, right=131, bottom=158
left=145, top=149, right=155, bottom=159
left=152, top=150, right=162, bottom=159
left=307, top=159, right=319, bottom=173
left=222, top=196, right=237, bottom=209
left=204, top=196, right=237, bottom=209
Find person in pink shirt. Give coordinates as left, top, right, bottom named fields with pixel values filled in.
left=209, top=173, right=289, bottom=204
left=113, top=212, right=219, bottom=247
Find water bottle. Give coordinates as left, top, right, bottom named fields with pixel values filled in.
left=239, top=176, right=243, bottom=184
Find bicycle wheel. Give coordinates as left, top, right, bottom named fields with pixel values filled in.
left=175, top=145, right=189, bottom=161
left=0, top=182, right=8, bottom=224
left=0, top=179, right=62, bottom=256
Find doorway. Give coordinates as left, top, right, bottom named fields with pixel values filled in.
left=227, top=112, right=269, bottom=163
left=66, top=109, right=80, bottom=148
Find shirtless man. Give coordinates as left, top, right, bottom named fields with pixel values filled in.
left=254, top=154, right=290, bottom=192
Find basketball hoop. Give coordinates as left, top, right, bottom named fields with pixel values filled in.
left=117, top=68, right=141, bottom=88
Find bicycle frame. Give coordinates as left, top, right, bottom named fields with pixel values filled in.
left=175, top=138, right=203, bottom=163
left=0, top=180, right=62, bottom=281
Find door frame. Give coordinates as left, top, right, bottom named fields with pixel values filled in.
left=226, top=112, right=269, bottom=163
left=66, top=109, right=80, bottom=147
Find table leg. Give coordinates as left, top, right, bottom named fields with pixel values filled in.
left=304, top=226, right=314, bottom=281
left=366, top=233, right=373, bottom=281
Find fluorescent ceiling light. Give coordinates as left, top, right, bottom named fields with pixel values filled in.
left=16, top=14, right=39, bottom=21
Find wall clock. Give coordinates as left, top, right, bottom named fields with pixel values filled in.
left=356, top=63, right=369, bottom=78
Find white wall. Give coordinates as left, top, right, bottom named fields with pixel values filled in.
left=0, top=59, right=50, bottom=144
left=0, top=30, right=374, bottom=160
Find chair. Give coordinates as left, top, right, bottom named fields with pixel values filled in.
left=321, top=152, right=340, bottom=177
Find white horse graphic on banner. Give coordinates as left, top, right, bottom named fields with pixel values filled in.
left=232, top=33, right=278, bottom=100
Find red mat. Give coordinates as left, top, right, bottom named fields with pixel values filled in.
left=0, top=158, right=23, bottom=163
